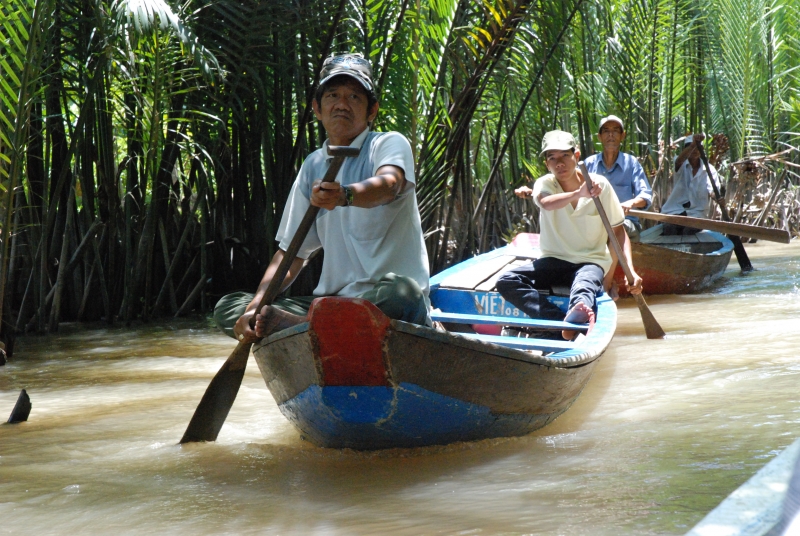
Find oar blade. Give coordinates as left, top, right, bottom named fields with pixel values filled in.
left=730, top=236, right=754, bottom=272
left=632, top=293, right=666, bottom=339
left=180, top=342, right=252, bottom=444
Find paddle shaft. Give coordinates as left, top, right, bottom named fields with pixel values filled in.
left=180, top=145, right=360, bottom=444
left=578, top=162, right=665, bottom=340
left=694, top=141, right=753, bottom=271
left=247, top=146, right=360, bottom=328
left=628, top=209, right=791, bottom=244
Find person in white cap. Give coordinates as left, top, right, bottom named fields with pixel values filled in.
left=583, top=114, right=652, bottom=297
left=583, top=115, right=652, bottom=239
left=213, top=52, right=431, bottom=342
left=661, top=133, right=721, bottom=234
left=498, top=130, right=643, bottom=339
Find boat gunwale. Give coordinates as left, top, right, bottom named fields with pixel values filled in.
left=256, top=240, right=615, bottom=370
left=255, top=294, right=614, bottom=370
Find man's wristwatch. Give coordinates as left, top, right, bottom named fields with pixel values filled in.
left=342, top=185, right=354, bottom=207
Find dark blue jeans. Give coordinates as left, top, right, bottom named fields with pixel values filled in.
left=495, top=257, right=604, bottom=320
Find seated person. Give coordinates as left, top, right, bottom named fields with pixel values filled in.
left=497, top=130, right=643, bottom=339
left=661, top=133, right=721, bottom=235
left=212, top=53, right=431, bottom=343
left=584, top=114, right=653, bottom=297
left=584, top=114, right=653, bottom=240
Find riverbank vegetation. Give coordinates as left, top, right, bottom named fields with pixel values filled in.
left=1, top=0, right=798, bottom=340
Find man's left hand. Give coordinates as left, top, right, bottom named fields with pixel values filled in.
left=580, top=180, right=602, bottom=199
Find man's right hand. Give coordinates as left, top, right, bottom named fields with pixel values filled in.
left=311, top=180, right=345, bottom=210
left=514, top=186, right=533, bottom=198
left=233, top=311, right=259, bottom=344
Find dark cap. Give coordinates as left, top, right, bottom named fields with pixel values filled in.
left=319, top=53, right=374, bottom=93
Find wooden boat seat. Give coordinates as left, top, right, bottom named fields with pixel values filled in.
left=429, top=238, right=595, bottom=354
left=453, top=332, right=574, bottom=353
left=436, top=254, right=571, bottom=296
left=430, top=311, right=587, bottom=356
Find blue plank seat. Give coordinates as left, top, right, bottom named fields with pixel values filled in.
left=429, top=311, right=586, bottom=353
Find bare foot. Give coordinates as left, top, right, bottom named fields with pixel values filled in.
left=255, top=306, right=307, bottom=338
left=562, top=302, right=596, bottom=340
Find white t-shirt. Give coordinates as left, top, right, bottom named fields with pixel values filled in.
left=533, top=172, right=625, bottom=274
left=276, top=128, right=430, bottom=297
left=661, top=160, right=720, bottom=218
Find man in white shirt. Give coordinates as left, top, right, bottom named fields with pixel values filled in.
left=213, top=53, right=430, bottom=342
left=661, top=133, right=721, bottom=234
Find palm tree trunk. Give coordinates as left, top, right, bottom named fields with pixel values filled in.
left=48, top=179, right=75, bottom=332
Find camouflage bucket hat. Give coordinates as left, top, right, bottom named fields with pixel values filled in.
left=319, top=53, right=374, bottom=93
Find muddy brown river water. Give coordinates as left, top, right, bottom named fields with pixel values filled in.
left=1, top=241, right=799, bottom=535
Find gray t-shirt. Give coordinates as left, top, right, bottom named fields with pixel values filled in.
left=276, top=128, right=430, bottom=298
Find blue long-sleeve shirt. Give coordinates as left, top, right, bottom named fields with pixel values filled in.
left=584, top=151, right=652, bottom=224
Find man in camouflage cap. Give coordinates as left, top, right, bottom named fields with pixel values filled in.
left=214, top=53, right=431, bottom=342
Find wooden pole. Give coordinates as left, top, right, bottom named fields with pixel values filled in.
left=180, top=146, right=360, bottom=444
left=578, top=162, right=665, bottom=340
left=695, top=141, right=753, bottom=272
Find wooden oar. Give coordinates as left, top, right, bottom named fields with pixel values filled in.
left=695, top=141, right=754, bottom=272
left=180, top=145, right=360, bottom=444
left=578, top=162, right=665, bottom=340
left=628, top=209, right=791, bottom=244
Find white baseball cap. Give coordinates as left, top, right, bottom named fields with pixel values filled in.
left=598, top=115, right=624, bottom=133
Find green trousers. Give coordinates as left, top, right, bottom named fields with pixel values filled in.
left=212, top=272, right=431, bottom=339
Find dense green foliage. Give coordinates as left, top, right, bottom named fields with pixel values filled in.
left=1, top=0, right=798, bottom=336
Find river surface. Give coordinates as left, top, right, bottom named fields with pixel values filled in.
left=1, top=241, right=799, bottom=535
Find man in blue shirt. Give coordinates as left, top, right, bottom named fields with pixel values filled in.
left=583, top=115, right=652, bottom=240
left=583, top=115, right=652, bottom=297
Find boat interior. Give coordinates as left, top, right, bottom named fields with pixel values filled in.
left=428, top=249, right=597, bottom=355
left=640, top=223, right=724, bottom=254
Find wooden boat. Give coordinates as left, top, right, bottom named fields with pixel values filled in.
left=251, top=236, right=616, bottom=450
left=613, top=223, right=734, bottom=296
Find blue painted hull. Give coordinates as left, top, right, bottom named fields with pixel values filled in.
left=281, top=383, right=553, bottom=449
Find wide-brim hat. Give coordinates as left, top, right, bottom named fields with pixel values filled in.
left=319, top=53, right=374, bottom=93
left=598, top=115, right=624, bottom=133
left=540, top=130, right=578, bottom=156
